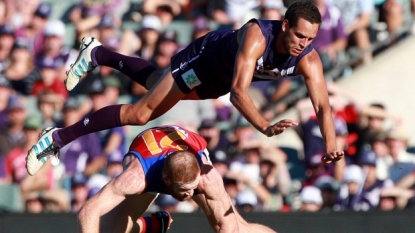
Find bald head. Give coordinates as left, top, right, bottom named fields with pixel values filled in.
left=163, top=151, right=201, bottom=185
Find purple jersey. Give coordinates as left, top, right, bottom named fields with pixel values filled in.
left=170, top=19, right=313, bottom=99
left=312, top=4, right=347, bottom=51
left=60, top=133, right=102, bottom=175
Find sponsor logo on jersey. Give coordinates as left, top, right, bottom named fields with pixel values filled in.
left=181, top=69, right=201, bottom=89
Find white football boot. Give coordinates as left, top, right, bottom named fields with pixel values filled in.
left=65, top=37, right=102, bottom=91
left=26, top=127, right=61, bottom=176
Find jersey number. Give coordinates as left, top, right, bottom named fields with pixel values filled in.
left=141, top=128, right=189, bottom=155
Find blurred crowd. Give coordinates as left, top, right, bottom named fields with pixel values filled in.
left=0, top=0, right=414, bottom=214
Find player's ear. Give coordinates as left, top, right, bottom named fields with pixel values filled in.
left=282, top=19, right=289, bottom=32
left=162, top=173, right=170, bottom=185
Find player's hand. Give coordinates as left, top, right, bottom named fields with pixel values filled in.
left=321, top=151, right=344, bottom=164
left=264, top=119, right=298, bottom=137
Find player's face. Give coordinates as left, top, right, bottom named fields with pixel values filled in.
left=282, top=18, right=319, bottom=56
left=168, top=175, right=201, bottom=201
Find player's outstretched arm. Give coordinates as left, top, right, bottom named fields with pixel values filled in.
left=297, top=50, right=344, bottom=163
left=230, top=22, right=272, bottom=136
left=193, top=157, right=240, bottom=233
left=78, top=156, right=146, bottom=233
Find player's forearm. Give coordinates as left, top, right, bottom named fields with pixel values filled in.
left=316, top=105, right=337, bottom=152
left=230, top=89, right=270, bottom=134
left=78, top=203, right=101, bottom=233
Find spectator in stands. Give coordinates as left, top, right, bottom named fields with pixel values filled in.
left=7, top=0, right=40, bottom=29
left=2, top=38, right=39, bottom=95
left=96, top=14, right=121, bottom=53
left=375, top=0, right=404, bottom=35
left=315, top=175, right=340, bottom=211
left=24, top=192, right=44, bottom=213
left=0, top=75, right=12, bottom=129
left=118, top=15, right=162, bottom=96
left=68, top=0, right=128, bottom=49
left=35, top=20, right=78, bottom=81
left=227, top=116, right=260, bottom=159
left=223, top=177, right=239, bottom=206
left=86, top=152, right=124, bottom=201
left=211, top=93, right=234, bottom=123
left=358, top=149, right=394, bottom=210
left=31, top=56, right=68, bottom=101
left=36, top=91, right=63, bottom=129
left=259, top=147, right=292, bottom=211
left=14, top=2, right=52, bottom=56
left=102, top=76, right=122, bottom=105
left=151, top=29, right=181, bottom=71
left=303, top=153, right=332, bottom=187
left=354, top=103, right=401, bottom=159
left=58, top=97, right=104, bottom=177
left=358, top=129, right=390, bottom=180
left=378, top=187, right=415, bottom=210
left=4, top=115, right=65, bottom=201
left=70, top=172, right=90, bottom=212
left=260, top=0, right=285, bottom=20
left=70, top=52, right=131, bottom=97
left=382, top=127, right=415, bottom=184
left=191, top=16, right=211, bottom=41
left=334, top=164, right=367, bottom=211
left=105, top=150, right=124, bottom=179
left=155, top=193, right=198, bottom=213
left=158, top=94, right=216, bottom=132
left=299, top=185, right=323, bottom=212
left=0, top=24, right=15, bottom=71
left=5, top=115, right=44, bottom=185
left=0, top=1, right=11, bottom=25
left=329, top=0, right=374, bottom=64
left=197, top=118, right=231, bottom=176
left=0, top=94, right=27, bottom=157
left=224, top=0, right=261, bottom=29
left=227, top=142, right=264, bottom=211
left=312, top=0, right=348, bottom=72
left=87, top=78, right=127, bottom=159
left=136, top=15, right=163, bottom=61
left=142, top=0, right=182, bottom=26
left=295, top=95, right=348, bottom=176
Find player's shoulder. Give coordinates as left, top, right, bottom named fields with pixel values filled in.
left=297, top=48, right=323, bottom=75
left=299, top=48, right=320, bottom=65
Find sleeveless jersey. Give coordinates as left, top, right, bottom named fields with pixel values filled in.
left=128, top=125, right=208, bottom=193
left=170, top=18, right=314, bottom=99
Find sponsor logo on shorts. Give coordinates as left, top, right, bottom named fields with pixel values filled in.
left=180, top=62, right=188, bottom=70
left=181, top=69, right=201, bottom=89
left=83, top=117, right=89, bottom=126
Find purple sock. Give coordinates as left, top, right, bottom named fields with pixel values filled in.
left=53, top=105, right=123, bottom=147
left=91, top=46, right=157, bottom=87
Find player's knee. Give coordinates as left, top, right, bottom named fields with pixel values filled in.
left=133, top=113, right=150, bottom=126
left=78, top=202, right=90, bottom=223
left=123, top=104, right=150, bottom=125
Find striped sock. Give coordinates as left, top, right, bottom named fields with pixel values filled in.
left=140, top=216, right=160, bottom=233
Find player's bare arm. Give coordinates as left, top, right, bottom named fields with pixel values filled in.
left=193, top=156, right=239, bottom=233
left=297, top=50, right=344, bottom=163
left=78, top=156, right=146, bottom=233
left=231, top=23, right=298, bottom=137
left=230, top=23, right=272, bottom=135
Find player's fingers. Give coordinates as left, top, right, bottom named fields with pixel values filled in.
left=321, top=155, right=332, bottom=164
left=279, top=119, right=299, bottom=125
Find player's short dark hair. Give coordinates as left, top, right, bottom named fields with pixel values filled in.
left=284, top=0, right=321, bottom=28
